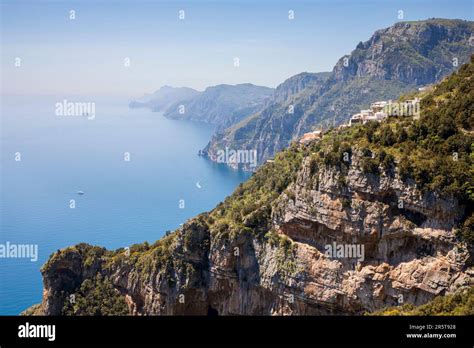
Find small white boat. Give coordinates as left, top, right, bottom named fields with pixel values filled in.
left=77, top=191, right=85, bottom=195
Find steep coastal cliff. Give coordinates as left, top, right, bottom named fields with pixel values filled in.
left=28, top=58, right=473, bottom=316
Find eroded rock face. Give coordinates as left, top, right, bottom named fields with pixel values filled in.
left=37, top=150, right=472, bottom=316
left=269, top=153, right=471, bottom=313
left=333, top=20, right=473, bottom=84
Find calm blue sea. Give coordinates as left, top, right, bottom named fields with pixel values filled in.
left=0, top=95, right=251, bottom=315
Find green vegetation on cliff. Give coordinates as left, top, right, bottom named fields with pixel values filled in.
left=62, top=274, right=129, bottom=316
left=372, top=287, right=474, bottom=316
left=362, top=56, right=473, bottom=201
left=35, top=55, right=474, bottom=317
left=304, top=56, right=474, bottom=245
left=208, top=144, right=303, bottom=239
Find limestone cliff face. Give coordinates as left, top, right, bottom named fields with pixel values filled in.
left=38, top=150, right=472, bottom=316
left=270, top=152, right=471, bottom=313
left=332, top=19, right=474, bottom=84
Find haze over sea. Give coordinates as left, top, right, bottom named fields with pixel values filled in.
left=0, top=95, right=251, bottom=314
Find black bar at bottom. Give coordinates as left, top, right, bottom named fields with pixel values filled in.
left=0, top=316, right=472, bottom=346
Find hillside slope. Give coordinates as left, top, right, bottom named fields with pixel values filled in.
left=205, top=19, right=474, bottom=169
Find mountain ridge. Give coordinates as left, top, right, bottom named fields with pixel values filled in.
left=131, top=83, right=275, bottom=129
left=204, top=18, right=474, bottom=170
left=163, top=83, right=274, bottom=129
left=129, top=85, right=200, bottom=111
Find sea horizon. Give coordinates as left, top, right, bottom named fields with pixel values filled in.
left=0, top=95, right=251, bottom=314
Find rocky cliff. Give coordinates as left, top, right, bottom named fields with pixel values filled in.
left=31, top=58, right=473, bottom=316
left=204, top=19, right=474, bottom=169
left=36, top=152, right=471, bottom=315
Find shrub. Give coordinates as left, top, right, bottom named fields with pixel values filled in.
left=364, top=121, right=380, bottom=143
left=62, top=274, right=129, bottom=316
left=397, top=155, right=412, bottom=181
left=376, top=125, right=397, bottom=146
left=341, top=197, right=352, bottom=209
left=360, top=149, right=379, bottom=174
left=456, top=213, right=474, bottom=247
left=378, top=150, right=395, bottom=173
left=309, top=156, right=318, bottom=176
left=371, top=287, right=474, bottom=316
left=361, top=157, right=379, bottom=174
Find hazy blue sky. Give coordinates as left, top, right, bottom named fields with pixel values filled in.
left=1, top=0, right=473, bottom=97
